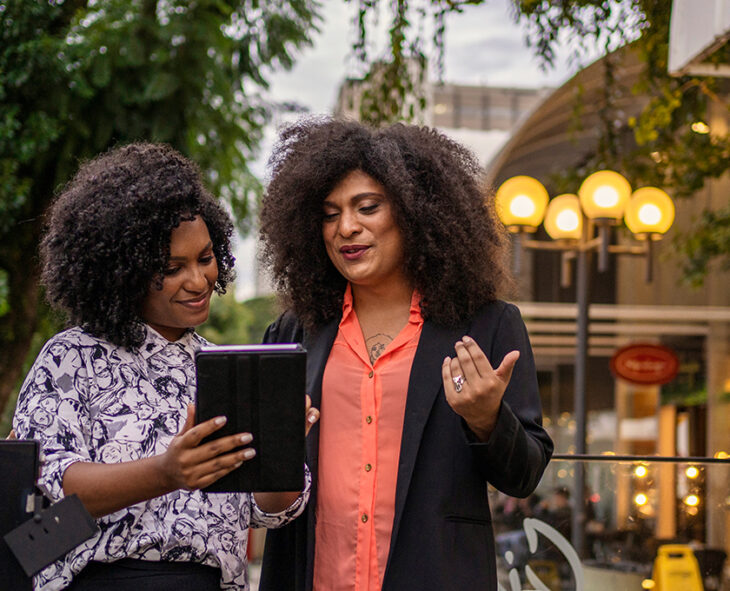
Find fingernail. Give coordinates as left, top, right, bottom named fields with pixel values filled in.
left=443, top=356, right=450, bottom=364
left=240, top=433, right=253, bottom=444
left=308, top=414, right=317, bottom=424
left=233, top=461, right=243, bottom=469
left=463, top=335, right=473, bottom=343
left=242, top=449, right=256, bottom=459
left=215, top=416, right=227, bottom=426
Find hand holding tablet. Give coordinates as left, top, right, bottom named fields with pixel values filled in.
left=195, top=344, right=307, bottom=493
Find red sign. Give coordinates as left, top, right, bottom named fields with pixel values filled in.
left=610, top=343, right=679, bottom=385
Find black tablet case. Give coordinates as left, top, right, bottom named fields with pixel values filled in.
left=195, top=344, right=306, bottom=493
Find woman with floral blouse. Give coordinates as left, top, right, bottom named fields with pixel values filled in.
left=13, top=143, right=318, bottom=591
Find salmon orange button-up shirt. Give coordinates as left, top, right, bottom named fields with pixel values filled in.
left=313, top=285, right=423, bottom=591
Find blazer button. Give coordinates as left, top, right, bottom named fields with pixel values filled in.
left=361, top=513, right=368, bottom=523
left=368, top=370, right=374, bottom=378
left=365, top=463, right=372, bottom=472
left=365, top=416, right=372, bottom=424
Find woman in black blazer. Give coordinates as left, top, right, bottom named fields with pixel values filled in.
left=258, top=118, right=553, bottom=591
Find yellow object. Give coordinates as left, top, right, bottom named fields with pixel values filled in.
left=544, top=194, right=582, bottom=240
left=527, top=560, right=560, bottom=591
left=650, top=544, right=703, bottom=591
left=624, top=187, right=675, bottom=237
left=495, top=175, right=549, bottom=231
left=578, top=170, right=632, bottom=220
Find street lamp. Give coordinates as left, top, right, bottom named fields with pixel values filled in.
left=495, top=171, right=675, bottom=556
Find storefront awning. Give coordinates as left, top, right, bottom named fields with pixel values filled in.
left=669, top=0, right=730, bottom=77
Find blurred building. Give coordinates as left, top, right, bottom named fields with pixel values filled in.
left=334, top=70, right=550, bottom=169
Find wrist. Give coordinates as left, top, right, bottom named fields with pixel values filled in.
left=466, top=420, right=494, bottom=442
left=152, top=452, right=177, bottom=496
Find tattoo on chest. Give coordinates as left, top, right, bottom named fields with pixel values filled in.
left=366, top=333, right=394, bottom=364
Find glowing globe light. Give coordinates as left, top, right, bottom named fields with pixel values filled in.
left=686, top=466, right=699, bottom=479
left=635, top=493, right=648, bottom=506
left=544, top=194, right=582, bottom=240
left=557, top=210, right=580, bottom=232
left=635, top=465, right=648, bottom=478
left=638, top=203, right=662, bottom=226
left=625, top=187, right=675, bottom=237
left=593, top=185, right=620, bottom=208
left=578, top=170, right=632, bottom=220
left=684, top=494, right=700, bottom=507
left=495, top=175, right=549, bottom=231
left=510, top=194, right=537, bottom=218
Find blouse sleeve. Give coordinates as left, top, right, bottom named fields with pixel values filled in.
left=12, top=333, right=93, bottom=501
left=249, top=463, right=312, bottom=528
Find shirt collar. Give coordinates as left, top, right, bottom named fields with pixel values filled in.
left=340, top=283, right=424, bottom=326
left=138, top=324, right=198, bottom=360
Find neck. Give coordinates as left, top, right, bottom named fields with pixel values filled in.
left=351, top=278, right=414, bottom=317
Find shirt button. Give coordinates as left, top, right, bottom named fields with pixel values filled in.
left=365, top=416, right=373, bottom=424
left=361, top=513, right=368, bottom=523
left=365, top=463, right=372, bottom=472
left=368, top=370, right=374, bottom=378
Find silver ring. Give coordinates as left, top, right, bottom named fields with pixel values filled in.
left=452, top=375, right=465, bottom=393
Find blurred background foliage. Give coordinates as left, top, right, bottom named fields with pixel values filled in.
left=0, top=0, right=319, bottom=420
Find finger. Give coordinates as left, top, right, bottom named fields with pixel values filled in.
left=460, top=336, right=494, bottom=376
left=178, top=404, right=196, bottom=437
left=6, top=429, right=17, bottom=440
left=182, top=414, right=229, bottom=448
left=495, top=350, right=520, bottom=384
left=305, top=406, right=320, bottom=436
left=453, top=342, right=480, bottom=384
left=194, top=447, right=256, bottom=485
left=194, top=431, right=254, bottom=463
left=305, top=394, right=312, bottom=414
left=441, top=357, right=454, bottom=394
left=190, top=448, right=256, bottom=490
left=442, top=356, right=460, bottom=401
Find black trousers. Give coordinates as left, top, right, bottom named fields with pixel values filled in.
left=65, top=558, right=222, bottom=591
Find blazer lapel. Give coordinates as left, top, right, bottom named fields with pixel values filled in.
left=388, top=319, right=466, bottom=554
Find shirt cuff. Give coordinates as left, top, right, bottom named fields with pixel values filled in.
left=250, top=463, right=312, bottom=527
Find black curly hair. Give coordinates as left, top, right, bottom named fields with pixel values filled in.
left=260, top=117, right=512, bottom=330
left=40, top=142, right=235, bottom=349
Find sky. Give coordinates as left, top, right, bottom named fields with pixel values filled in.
left=235, top=0, right=596, bottom=299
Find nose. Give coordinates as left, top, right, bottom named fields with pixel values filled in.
left=184, top=265, right=210, bottom=292
left=338, top=209, right=362, bottom=237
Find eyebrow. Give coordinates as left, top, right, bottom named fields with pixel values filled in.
left=323, top=191, right=385, bottom=206
left=168, top=241, right=213, bottom=261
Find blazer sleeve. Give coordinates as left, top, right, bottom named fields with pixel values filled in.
left=466, top=302, right=553, bottom=497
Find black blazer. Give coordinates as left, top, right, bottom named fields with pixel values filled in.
left=259, top=300, right=553, bottom=591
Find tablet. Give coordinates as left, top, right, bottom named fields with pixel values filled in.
left=194, top=344, right=306, bottom=493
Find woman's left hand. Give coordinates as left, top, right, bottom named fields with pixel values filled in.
left=442, top=335, right=519, bottom=442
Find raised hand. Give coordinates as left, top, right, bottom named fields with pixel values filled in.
left=441, top=335, right=519, bottom=441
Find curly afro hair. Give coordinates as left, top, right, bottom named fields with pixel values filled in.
left=260, top=117, right=512, bottom=330
left=41, top=142, right=235, bottom=349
